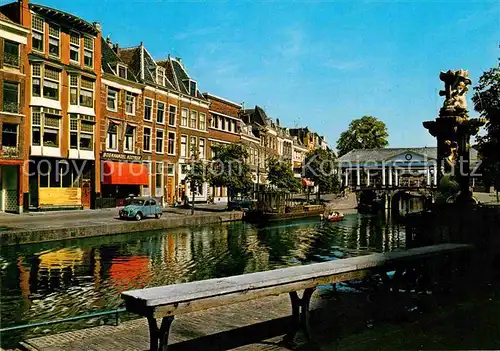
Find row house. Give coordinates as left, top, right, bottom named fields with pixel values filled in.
left=117, top=43, right=210, bottom=205
left=289, top=127, right=328, bottom=152
left=1, top=0, right=102, bottom=210
left=203, top=92, right=242, bottom=203
left=275, top=120, right=293, bottom=166
left=241, top=105, right=278, bottom=187
left=292, top=137, right=308, bottom=179
left=0, top=11, right=29, bottom=213
left=99, top=37, right=146, bottom=206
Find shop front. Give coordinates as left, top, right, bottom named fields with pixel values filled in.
left=28, top=158, right=93, bottom=210
left=99, top=152, right=149, bottom=207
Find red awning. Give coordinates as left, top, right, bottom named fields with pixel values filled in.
left=102, top=161, right=149, bottom=185
left=302, top=178, right=314, bottom=187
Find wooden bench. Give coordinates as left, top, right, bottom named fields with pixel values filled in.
left=122, top=243, right=470, bottom=351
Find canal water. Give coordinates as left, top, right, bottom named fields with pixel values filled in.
left=0, top=212, right=406, bottom=346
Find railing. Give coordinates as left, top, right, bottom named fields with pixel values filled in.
left=0, top=146, right=20, bottom=158
left=2, top=101, right=20, bottom=114
left=3, top=52, right=19, bottom=68
left=0, top=308, right=126, bottom=333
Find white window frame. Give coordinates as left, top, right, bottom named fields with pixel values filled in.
left=144, top=97, right=153, bottom=121
left=83, top=36, right=94, bottom=68
left=156, top=66, right=165, bottom=86
left=107, top=87, right=118, bottom=112
left=106, top=121, right=119, bottom=151
left=168, top=105, right=177, bottom=127
left=180, top=134, right=187, bottom=157
left=157, top=101, right=165, bottom=124
left=31, top=15, right=45, bottom=53
left=34, top=64, right=60, bottom=101
left=79, top=76, right=94, bottom=108
left=167, top=131, right=176, bottom=156
left=117, top=63, right=127, bottom=79
left=69, top=114, right=94, bottom=151
left=69, top=31, right=80, bottom=64
left=48, top=23, right=60, bottom=58
left=125, top=92, right=136, bottom=115
left=156, top=128, right=164, bottom=154
left=155, top=161, right=164, bottom=197
left=189, top=136, right=197, bottom=158
left=124, top=124, right=136, bottom=153
left=143, top=126, right=152, bottom=152
left=199, top=138, right=205, bottom=159
left=199, top=113, right=206, bottom=131
left=190, top=110, right=197, bottom=129
left=181, top=108, right=188, bottom=127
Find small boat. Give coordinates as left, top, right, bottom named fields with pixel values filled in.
left=320, top=212, right=345, bottom=222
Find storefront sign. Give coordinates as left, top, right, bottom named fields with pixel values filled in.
left=101, top=152, right=142, bottom=161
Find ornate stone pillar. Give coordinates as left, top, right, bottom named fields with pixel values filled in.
left=388, top=166, right=393, bottom=186
left=356, top=165, right=360, bottom=187
left=382, top=165, right=386, bottom=186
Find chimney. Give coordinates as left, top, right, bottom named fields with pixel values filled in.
left=105, top=36, right=113, bottom=48
left=113, top=43, right=120, bottom=55
left=93, top=22, right=101, bottom=32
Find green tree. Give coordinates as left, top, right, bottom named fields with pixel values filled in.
left=336, top=116, right=389, bottom=156
left=472, top=62, right=500, bottom=200
left=304, top=148, right=340, bottom=203
left=267, top=158, right=300, bottom=192
left=208, top=143, right=253, bottom=199
left=184, top=149, right=206, bottom=215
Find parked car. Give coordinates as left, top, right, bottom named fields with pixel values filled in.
left=227, top=196, right=255, bottom=211
left=119, top=197, right=162, bottom=220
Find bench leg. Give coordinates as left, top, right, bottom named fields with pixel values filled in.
left=283, top=287, right=315, bottom=345
left=147, top=316, right=175, bottom=351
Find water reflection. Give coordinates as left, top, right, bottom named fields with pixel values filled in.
left=0, top=212, right=405, bottom=346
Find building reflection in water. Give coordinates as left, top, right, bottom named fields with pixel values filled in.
left=1, top=213, right=407, bottom=346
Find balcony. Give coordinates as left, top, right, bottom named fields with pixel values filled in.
left=3, top=52, right=19, bottom=68
left=2, top=101, right=20, bottom=114
left=0, top=145, right=20, bottom=159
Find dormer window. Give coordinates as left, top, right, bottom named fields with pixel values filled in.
left=116, top=64, right=127, bottom=79
left=189, top=80, right=197, bottom=97
left=156, top=67, right=165, bottom=86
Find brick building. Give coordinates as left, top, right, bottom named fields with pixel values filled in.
left=0, top=11, right=29, bottom=213
left=98, top=37, right=146, bottom=206
left=1, top=0, right=102, bottom=210
left=204, top=92, right=242, bottom=203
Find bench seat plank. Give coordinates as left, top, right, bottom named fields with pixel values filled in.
left=122, top=243, right=470, bottom=310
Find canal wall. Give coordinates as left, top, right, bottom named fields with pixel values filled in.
left=0, top=211, right=243, bottom=246
left=326, top=193, right=358, bottom=211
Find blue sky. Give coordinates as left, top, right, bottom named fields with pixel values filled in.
left=22, top=0, right=499, bottom=149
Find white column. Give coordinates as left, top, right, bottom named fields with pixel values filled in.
left=388, top=167, right=393, bottom=186
left=356, top=165, right=361, bottom=187
left=367, top=170, right=371, bottom=186
left=426, top=167, right=431, bottom=186
left=382, top=166, right=386, bottom=186
left=345, top=169, right=349, bottom=186
left=395, top=169, right=399, bottom=186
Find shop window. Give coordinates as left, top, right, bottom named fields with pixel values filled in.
left=2, top=81, right=19, bottom=113
left=3, top=40, right=19, bottom=67
left=155, top=162, right=164, bottom=196
left=2, top=123, right=18, bottom=147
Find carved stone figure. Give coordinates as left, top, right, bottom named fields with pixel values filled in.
left=439, top=69, right=472, bottom=116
